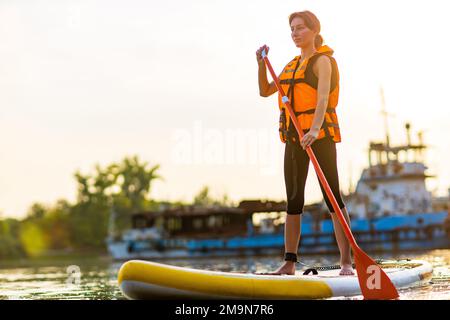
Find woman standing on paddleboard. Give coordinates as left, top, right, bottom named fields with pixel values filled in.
left=256, top=10, right=354, bottom=276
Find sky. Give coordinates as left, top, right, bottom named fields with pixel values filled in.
left=1, top=0, right=449, bottom=218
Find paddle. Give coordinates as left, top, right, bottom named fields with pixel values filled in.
left=260, top=46, right=399, bottom=300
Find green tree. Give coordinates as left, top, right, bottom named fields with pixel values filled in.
left=71, top=155, right=162, bottom=248
left=193, top=186, right=214, bottom=206
left=193, top=186, right=233, bottom=207
left=118, top=156, right=162, bottom=212
left=0, top=155, right=164, bottom=258
left=0, top=218, right=24, bottom=258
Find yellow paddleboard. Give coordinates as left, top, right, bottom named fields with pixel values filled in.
left=118, top=259, right=432, bottom=299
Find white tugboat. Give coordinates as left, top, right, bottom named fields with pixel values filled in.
left=346, top=122, right=433, bottom=219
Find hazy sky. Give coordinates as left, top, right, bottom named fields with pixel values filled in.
left=1, top=0, right=449, bottom=218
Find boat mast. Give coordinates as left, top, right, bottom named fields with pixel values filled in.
left=380, top=87, right=391, bottom=150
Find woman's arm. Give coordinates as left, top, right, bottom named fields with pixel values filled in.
left=258, top=62, right=278, bottom=97
left=300, top=55, right=332, bottom=149
left=256, top=46, right=278, bottom=97
left=310, top=55, right=332, bottom=131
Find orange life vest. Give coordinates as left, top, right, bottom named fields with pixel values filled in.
left=277, top=45, right=341, bottom=144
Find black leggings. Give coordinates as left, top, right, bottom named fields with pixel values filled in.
left=284, top=136, right=345, bottom=215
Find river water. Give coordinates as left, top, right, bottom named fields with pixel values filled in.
left=0, top=249, right=449, bottom=300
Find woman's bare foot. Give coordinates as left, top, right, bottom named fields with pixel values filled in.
left=339, top=264, right=355, bottom=276
left=255, top=261, right=296, bottom=275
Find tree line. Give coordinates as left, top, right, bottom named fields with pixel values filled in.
left=0, top=155, right=231, bottom=259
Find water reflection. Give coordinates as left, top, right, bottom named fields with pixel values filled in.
left=0, top=250, right=449, bottom=300
left=0, top=261, right=123, bottom=300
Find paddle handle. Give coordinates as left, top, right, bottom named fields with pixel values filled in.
left=261, top=48, right=358, bottom=248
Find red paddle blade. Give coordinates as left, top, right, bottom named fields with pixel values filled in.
left=354, top=248, right=399, bottom=300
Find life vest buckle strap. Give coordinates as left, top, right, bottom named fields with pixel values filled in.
left=281, top=96, right=289, bottom=104
left=326, top=123, right=340, bottom=129
left=294, top=108, right=336, bottom=116
left=279, top=78, right=306, bottom=85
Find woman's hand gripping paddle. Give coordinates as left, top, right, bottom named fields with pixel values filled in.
left=260, top=46, right=399, bottom=300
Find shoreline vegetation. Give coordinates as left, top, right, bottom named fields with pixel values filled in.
left=0, top=249, right=110, bottom=268
left=0, top=155, right=232, bottom=261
